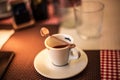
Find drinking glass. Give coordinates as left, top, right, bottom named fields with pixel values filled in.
left=53, top=0, right=81, bottom=28
left=76, top=1, right=104, bottom=39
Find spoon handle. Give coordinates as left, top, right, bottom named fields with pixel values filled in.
left=51, top=36, right=76, bottom=48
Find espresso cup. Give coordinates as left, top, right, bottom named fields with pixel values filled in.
left=45, top=34, right=80, bottom=67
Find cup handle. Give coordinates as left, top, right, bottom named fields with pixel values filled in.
left=69, top=48, right=81, bottom=60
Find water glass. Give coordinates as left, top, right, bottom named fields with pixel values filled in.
left=76, top=1, right=104, bottom=39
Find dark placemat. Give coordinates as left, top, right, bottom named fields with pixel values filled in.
left=35, top=50, right=101, bottom=80
left=1, top=49, right=100, bottom=80
left=0, top=51, right=14, bottom=80
left=63, top=50, right=100, bottom=80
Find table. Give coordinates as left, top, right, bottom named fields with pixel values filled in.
left=0, top=24, right=119, bottom=80
left=0, top=0, right=120, bottom=80
left=59, top=0, right=120, bottom=50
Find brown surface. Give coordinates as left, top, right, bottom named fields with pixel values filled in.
left=1, top=23, right=59, bottom=80
left=65, top=50, right=100, bottom=80
left=1, top=23, right=100, bottom=80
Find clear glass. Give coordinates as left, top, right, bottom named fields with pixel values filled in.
left=76, top=1, right=104, bottom=39
left=53, top=0, right=81, bottom=28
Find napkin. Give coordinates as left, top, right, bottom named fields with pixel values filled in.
left=0, top=29, right=15, bottom=49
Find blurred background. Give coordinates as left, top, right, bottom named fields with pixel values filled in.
left=0, top=0, right=120, bottom=49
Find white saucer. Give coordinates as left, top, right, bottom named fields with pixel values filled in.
left=34, top=48, right=88, bottom=79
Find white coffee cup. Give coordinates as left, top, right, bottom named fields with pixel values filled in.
left=45, top=34, right=80, bottom=67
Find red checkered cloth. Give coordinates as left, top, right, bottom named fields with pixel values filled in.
left=100, top=50, right=120, bottom=80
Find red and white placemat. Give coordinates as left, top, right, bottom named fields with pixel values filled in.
left=100, top=50, right=120, bottom=80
